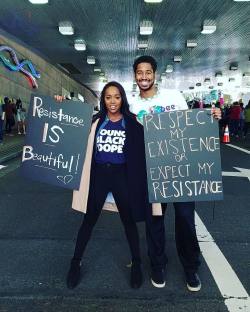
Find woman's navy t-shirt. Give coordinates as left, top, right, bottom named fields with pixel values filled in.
left=95, top=118, right=126, bottom=164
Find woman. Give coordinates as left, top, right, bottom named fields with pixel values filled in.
left=67, top=81, right=149, bottom=289
left=16, top=99, right=26, bottom=135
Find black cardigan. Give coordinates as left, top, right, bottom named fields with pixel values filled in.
left=91, top=114, right=150, bottom=222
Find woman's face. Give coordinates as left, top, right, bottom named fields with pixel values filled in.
left=104, top=86, right=122, bottom=115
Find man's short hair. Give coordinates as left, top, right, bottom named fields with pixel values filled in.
left=133, top=55, right=157, bottom=73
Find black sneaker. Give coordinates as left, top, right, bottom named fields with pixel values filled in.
left=130, top=262, right=143, bottom=289
left=66, top=259, right=81, bottom=289
left=151, top=269, right=166, bottom=288
left=186, top=272, right=201, bottom=292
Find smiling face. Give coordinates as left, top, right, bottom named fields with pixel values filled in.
left=135, top=62, right=156, bottom=92
left=104, top=86, right=122, bottom=117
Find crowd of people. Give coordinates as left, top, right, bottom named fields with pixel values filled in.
left=220, top=100, right=250, bottom=139
left=188, top=98, right=250, bottom=140
left=0, top=97, right=26, bottom=145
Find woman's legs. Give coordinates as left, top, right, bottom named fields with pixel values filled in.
left=111, top=166, right=141, bottom=264
left=73, top=168, right=110, bottom=260
left=67, top=166, right=109, bottom=289
left=18, top=121, right=21, bottom=134
left=111, top=165, right=142, bottom=288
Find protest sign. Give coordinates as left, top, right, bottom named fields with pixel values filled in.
left=21, top=94, right=93, bottom=190
left=143, top=109, right=223, bottom=203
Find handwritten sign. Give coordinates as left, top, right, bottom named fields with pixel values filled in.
left=143, top=109, right=223, bottom=203
left=21, top=94, right=93, bottom=190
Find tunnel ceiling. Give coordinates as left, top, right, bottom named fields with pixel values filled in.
left=0, top=0, right=250, bottom=94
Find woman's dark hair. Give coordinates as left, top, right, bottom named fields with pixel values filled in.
left=93, top=81, right=135, bottom=121
left=133, top=55, right=157, bottom=73
left=16, top=98, right=22, bottom=109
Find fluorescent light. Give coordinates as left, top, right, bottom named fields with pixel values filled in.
left=144, top=0, right=162, bottom=2
left=201, top=20, right=216, bottom=34
left=233, top=0, right=250, bottom=2
left=229, top=78, right=236, bottom=82
left=29, top=0, right=48, bottom=3
left=230, top=64, right=238, bottom=70
left=204, top=78, right=211, bottom=85
left=74, top=39, right=86, bottom=51
left=138, top=40, right=148, bottom=49
left=59, top=21, right=74, bottom=35
left=165, top=65, right=173, bottom=73
left=215, top=72, right=223, bottom=77
left=99, top=76, right=108, bottom=83
left=186, top=40, right=197, bottom=48
left=160, top=73, right=166, bottom=79
left=140, top=20, right=153, bottom=35
left=173, top=55, right=182, bottom=62
left=87, top=56, right=96, bottom=64
left=94, top=68, right=101, bottom=72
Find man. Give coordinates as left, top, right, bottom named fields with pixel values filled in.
left=130, top=55, right=221, bottom=291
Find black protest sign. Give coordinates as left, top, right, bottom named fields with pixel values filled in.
left=21, top=95, right=93, bottom=190
left=143, top=109, right=223, bottom=203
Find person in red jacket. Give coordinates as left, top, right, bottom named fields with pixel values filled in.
left=229, top=101, right=241, bottom=138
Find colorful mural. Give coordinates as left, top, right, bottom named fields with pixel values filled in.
left=0, top=45, right=40, bottom=88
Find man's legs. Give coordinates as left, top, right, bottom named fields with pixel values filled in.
left=111, top=165, right=142, bottom=288
left=146, top=205, right=167, bottom=287
left=174, top=202, right=201, bottom=291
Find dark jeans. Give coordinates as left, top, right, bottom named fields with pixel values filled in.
left=146, top=201, right=200, bottom=274
left=73, top=163, right=141, bottom=264
left=230, top=119, right=240, bottom=136
left=5, top=118, right=13, bottom=133
left=244, top=122, right=250, bottom=137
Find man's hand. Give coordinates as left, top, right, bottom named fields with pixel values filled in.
left=54, top=95, right=65, bottom=102
left=211, top=106, right=221, bottom=120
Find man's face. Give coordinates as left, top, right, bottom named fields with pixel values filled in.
left=135, top=62, right=155, bottom=91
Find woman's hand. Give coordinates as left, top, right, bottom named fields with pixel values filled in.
left=211, top=106, right=221, bottom=120
left=54, top=95, right=66, bottom=102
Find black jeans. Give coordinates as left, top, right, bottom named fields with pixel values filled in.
left=73, top=163, right=141, bottom=264
left=5, top=118, right=13, bottom=133
left=146, top=201, right=200, bottom=273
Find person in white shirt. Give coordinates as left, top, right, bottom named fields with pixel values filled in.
left=131, top=55, right=221, bottom=291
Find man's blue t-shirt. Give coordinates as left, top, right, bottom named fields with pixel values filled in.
left=95, top=118, right=126, bottom=164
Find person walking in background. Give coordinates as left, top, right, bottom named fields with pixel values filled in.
left=66, top=81, right=148, bottom=290
left=0, top=101, right=5, bottom=145
left=243, top=100, right=250, bottom=139
left=4, top=97, right=15, bottom=136
left=16, top=99, right=26, bottom=135
left=229, top=101, right=241, bottom=138
left=239, top=102, right=245, bottom=138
